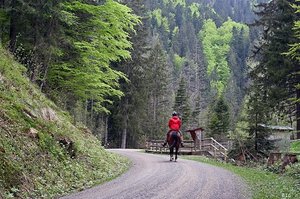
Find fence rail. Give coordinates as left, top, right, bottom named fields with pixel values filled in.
left=146, top=137, right=228, bottom=160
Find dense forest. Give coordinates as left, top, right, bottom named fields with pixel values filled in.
left=0, top=0, right=299, bottom=154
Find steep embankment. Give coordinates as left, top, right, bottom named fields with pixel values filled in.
left=0, top=48, right=129, bottom=198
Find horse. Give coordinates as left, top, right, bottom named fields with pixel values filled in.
left=167, top=131, right=181, bottom=161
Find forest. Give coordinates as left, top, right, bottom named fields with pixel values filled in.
left=1, top=0, right=300, bottom=198
left=0, top=0, right=299, bottom=155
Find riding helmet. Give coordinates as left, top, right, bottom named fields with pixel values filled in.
left=172, top=111, right=178, bottom=116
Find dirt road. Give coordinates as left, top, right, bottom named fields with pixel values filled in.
left=61, top=149, right=250, bottom=199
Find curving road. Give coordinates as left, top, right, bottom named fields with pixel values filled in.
left=61, top=149, right=250, bottom=199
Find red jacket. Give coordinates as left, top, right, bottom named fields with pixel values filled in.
left=168, top=116, right=181, bottom=131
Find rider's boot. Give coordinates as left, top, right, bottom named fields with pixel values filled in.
left=180, top=138, right=184, bottom=147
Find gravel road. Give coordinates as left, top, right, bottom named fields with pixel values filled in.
left=61, top=149, right=250, bottom=199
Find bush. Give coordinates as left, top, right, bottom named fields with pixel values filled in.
left=285, top=163, right=300, bottom=183
left=261, top=161, right=282, bottom=174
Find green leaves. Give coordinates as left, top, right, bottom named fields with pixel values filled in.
left=48, top=0, right=140, bottom=113
left=200, top=18, right=249, bottom=96
left=173, top=53, right=186, bottom=71
left=287, top=0, right=300, bottom=63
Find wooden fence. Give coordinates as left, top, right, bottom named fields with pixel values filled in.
left=145, top=138, right=228, bottom=160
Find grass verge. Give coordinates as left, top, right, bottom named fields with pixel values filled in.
left=184, top=156, right=300, bottom=199
left=291, top=141, right=300, bottom=153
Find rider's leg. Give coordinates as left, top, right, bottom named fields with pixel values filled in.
left=179, top=131, right=184, bottom=147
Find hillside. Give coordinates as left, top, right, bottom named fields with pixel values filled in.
left=0, top=47, right=129, bottom=198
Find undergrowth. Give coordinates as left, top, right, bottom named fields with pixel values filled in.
left=291, top=141, right=300, bottom=153
left=0, top=48, right=130, bottom=198
left=184, top=156, right=300, bottom=199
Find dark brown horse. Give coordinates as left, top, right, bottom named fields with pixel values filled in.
left=167, top=131, right=181, bottom=161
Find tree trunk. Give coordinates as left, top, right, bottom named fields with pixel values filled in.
left=121, top=113, right=128, bottom=149
left=255, top=112, right=258, bottom=151
left=40, top=16, right=56, bottom=90
left=90, top=98, right=94, bottom=128
left=85, top=100, right=88, bottom=126
left=121, top=98, right=129, bottom=149
left=153, top=93, right=157, bottom=132
left=297, top=88, right=300, bottom=139
left=0, top=0, right=4, bottom=40
left=9, top=0, right=17, bottom=52
left=104, top=116, right=108, bottom=146
left=30, top=15, right=40, bottom=82
left=121, top=126, right=127, bottom=149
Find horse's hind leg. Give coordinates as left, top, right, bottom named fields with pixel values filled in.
left=170, top=147, right=174, bottom=161
left=175, top=147, right=178, bottom=162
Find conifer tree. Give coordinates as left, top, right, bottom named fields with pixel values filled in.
left=174, top=77, right=191, bottom=129
left=286, top=0, right=300, bottom=138
left=145, top=40, right=172, bottom=139
left=208, top=96, right=230, bottom=140
left=108, top=0, right=150, bottom=148
left=251, top=0, right=299, bottom=139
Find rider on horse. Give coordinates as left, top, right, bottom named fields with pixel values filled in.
left=162, top=111, right=184, bottom=147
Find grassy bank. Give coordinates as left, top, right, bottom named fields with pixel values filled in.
left=184, top=156, right=300, bottom=199
left=0, top=48, right=130, bottom=198
left=291, top=141, right=300, bottom=153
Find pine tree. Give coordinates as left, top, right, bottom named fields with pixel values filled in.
left=251, top=0, right=299, bottom=139
left=247, top=83, right=273, bottom=152
left=208, top=96, right=230, bottom=140
left=145, top=40, right=172, bottom=139
left=108, top=0, right=150, bottom=148
left=174, top=77, right=191, bottom=129
left=286, top=0, right=300, bottom=138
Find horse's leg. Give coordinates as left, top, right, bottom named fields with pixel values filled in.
left=175, top=146, right=178, bottom=162
left=170, top=147, right=174, bottom=161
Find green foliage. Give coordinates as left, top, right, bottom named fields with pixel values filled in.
left=229, top=121, right=250, bottom=143
left=48, top=0, right=140, bottom=113
left=171, top=0, right=186, bottom=8
left=0, top=143, right=21, bottom=190
left=151, top=8, right=169, bottom=32
left=208, top=96, right=230, bottom=139
left=163, top=0, right=169, bottom=6
left=285, top=163, right=300, bottom=185
left=174, top=77, right=191, bottom=128
left=173, top=53, right=186, bottom=71
left=250, top=0, right=299, bottom=140
left=200, top=18, right=249, bottom=95
left=38, top=132, right=65, bottom=160
left=107, top=1, right=172, bottom=146
left=152, top=9, right=163, bottom=27
left=172, top=26, right=179, bottom=37
left=286, top=0, right=300, bottom=63
left=291, top=141, right=300, bottom=152
left=161, top=17, right=170, bottom=32
left=189, top=3, right=200, bottom=18
left=1, top=0, right=140, bottom=115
